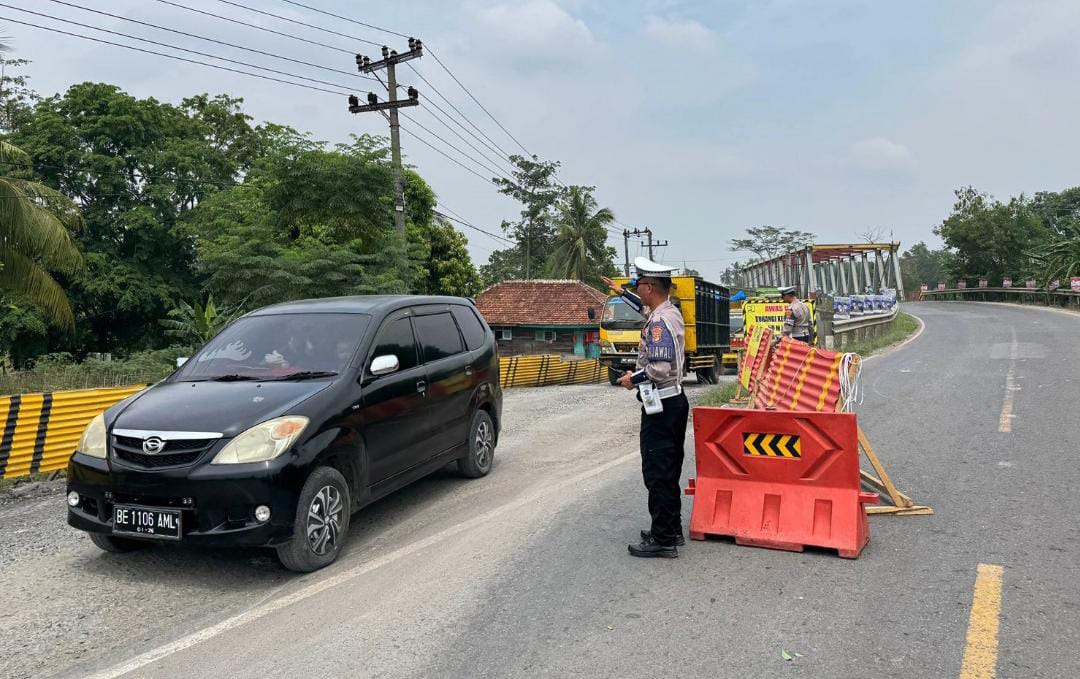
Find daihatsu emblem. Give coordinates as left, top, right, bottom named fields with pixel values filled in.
left=142, top=437, right=166, bottom=454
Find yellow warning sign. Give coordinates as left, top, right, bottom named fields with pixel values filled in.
left=742, top=300, right=815, bottom=338
left=742, top=432, right=802, bottom=458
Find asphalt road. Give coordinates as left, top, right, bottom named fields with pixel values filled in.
left=2, top=301, right=1077, bottom=678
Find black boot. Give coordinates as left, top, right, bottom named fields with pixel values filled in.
left=640, top=530, right=685, bottom=547
left=628, top=534, right=678, bottom=558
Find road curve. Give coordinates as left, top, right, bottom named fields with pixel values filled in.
left=2, top=301, right=1077, bottom=678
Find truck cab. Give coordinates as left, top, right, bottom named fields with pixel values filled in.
left=597, top=276, right=733, bottom=385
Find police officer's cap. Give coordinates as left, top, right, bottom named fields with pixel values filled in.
left=778, top=285, right=797, bottom=296
left=633, top=257, right=676, bottom=280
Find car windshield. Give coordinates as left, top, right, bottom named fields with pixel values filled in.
left=175, top=313, right=369, bottom=381
left=601, top=296, right=646, bottom=330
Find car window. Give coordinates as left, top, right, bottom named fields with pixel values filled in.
left=175, top=313, right=368, bottom=380
left=413, top=313, right=464, bottom=363
left=451, top=305, right=488, bottom=351
left=370, top=317, right=419, bottom=372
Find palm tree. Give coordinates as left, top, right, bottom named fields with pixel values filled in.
left=549, top=186, right=615, bottom=282
left=0, top=139, right=84, bottom=328
left=160, top=295, right=242, bottom=344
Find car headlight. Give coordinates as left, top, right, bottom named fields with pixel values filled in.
left=77, top=413, right=108, bottom=459
left=211, top=416, right=309, bottom=465
left=601, top=341, right=616, bottom=353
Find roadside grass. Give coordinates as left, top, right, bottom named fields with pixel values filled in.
left=840, top=312, right=920, bottom=357
left=698, top=380, right=739, bottom=407
left=697, top=312, right=920, bottom=407
left=0, top=471, right=61, bottom=492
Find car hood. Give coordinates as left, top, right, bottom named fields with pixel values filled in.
left=110, top=380, right=334, bottom=438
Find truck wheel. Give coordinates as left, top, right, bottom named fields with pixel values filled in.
left=698, top=367, right=717, bottom=384
left=89, top=533, right=146, bottom=553
left=276, top=466, right=351, bottom=573
left=458, top=409, right=495, bottom=478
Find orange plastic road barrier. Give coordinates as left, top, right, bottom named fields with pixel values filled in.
left=753, top=337, right=843, bottom=413
left=685, top=406, right=879, bottom=558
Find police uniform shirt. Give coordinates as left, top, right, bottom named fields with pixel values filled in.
left=629, top=299, right=684, bottom=390
left=783, top=299, right=811, bottom=338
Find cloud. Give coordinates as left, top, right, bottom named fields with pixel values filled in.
left=473, top=1, right=602, bottom=71
left=851, top=137, right=917, bottom=173
left=643, top=15, right=717, bottom=54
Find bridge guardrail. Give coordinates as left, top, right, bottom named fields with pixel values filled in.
left=813, top=292, right=901, bottom=350
left=921, top=288, right=1080, bottom=308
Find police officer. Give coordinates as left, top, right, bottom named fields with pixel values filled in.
left=609, top=258, right=689, bottom=558
left=780, top=285, right=812, bottom=344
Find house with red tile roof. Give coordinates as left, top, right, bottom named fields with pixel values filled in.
left=474, top=280, right=607, bottom=357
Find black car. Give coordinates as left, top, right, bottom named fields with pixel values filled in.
left=66, top=296, right=502, bottom=572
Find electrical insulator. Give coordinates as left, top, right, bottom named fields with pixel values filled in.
left=363, top=56, right=371, bottom=67
left=367, top=92, right=378, bottom=105
left=407, top=37, right=416, bottom=49
left=414, top=39, right=422, bottom=51
left=390, top=50, right=398, bottom=57
left=407, top=87, right=419, bottom=101
left=348, top=94, right=359, bottom=108
left=354, top=54, right=364, bottom=65
left=381, top=45, right=390, bottom=58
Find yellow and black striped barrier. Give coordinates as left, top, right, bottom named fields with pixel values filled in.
left=499, top=355, right=604, bottom=389
left=0, top=386, right=144, bottom=480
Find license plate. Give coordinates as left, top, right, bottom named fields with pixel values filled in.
left=112, top=504, right=182, bottom=540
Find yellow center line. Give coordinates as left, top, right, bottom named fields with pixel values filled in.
left=960, top=563, right=1005, bottom=679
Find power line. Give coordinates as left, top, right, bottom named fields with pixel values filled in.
left=410, top=75, right=513, bottom=168
left=44, top=0, right=384, bottom=85
left=154, top=0, right=352, bottom=55
left=405, top=63, right=513, bottom=160
left=400, top=111, right=512, bottom=183
left=434, top=207, right=513, bottom=246
left=424, top=46, right=535, bottom=159
left=0, top=14, right=349, bottom=96
left=2, top=4, right=369, bottom=94
left=212, top=0, right=382, bottom=47
left=278, top=0, right=409, bottom=39
left=400, top=126, right=497, bottom=187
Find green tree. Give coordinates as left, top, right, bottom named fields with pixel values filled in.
left=729, top=225, right=815, bottom=261
left=0, top=139, right=84, bottom=327
left=484, top=154, right=565, bottom=281
left=899, top=241, right=952, bottom=294
left=547, top=185, right=617, bottom=285
left=935, top=187, right=1048, bottom=281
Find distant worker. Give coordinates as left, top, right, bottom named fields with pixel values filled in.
left=779, top=285, right=812, bottom=344
left=606, top=258, right=689, bottom=559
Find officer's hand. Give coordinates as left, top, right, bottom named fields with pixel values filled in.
left=601, top=276, right=624, bottom=295
left=617, top=370, right=634, bottom=390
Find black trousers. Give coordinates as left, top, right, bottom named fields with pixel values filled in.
left=639, top=392, right=690, bottom=547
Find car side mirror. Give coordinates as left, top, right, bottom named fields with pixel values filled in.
left=587, top=307, right=596, bottom=321
left=369, top=354, right=400, bottom=376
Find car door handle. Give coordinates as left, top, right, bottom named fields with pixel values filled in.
left=416, top=379, right=427, bottom=395
left=464, top=366, right=473, bottom=376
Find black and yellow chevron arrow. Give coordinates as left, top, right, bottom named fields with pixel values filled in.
left=742, top=432, right=801, bottom=458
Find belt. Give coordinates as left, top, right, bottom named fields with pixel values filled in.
left=656, top=384, right=683, bottom=399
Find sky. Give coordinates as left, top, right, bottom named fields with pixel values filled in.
left=5, top=0, right=1080, bottom=281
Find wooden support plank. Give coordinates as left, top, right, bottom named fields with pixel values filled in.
left=866, top=505, right=934, bottom=516
left=860, top=470, right=913, bottom=504
left=858, top=425, right=912, bottom=508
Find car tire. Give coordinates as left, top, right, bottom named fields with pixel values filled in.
left=89, top=532, right=146, bottom=553
left=276, top=466, right=351, bottom=573
left=698, top=366, right=717, bottom=384
left=458, top=409, right=495, bottom=478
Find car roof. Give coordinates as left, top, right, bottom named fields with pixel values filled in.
left=244, top=295, right=473, bottom=318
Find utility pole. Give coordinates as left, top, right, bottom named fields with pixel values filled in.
left=621, top=227, right=669, bottom=271
left=622, top=229, right=631, bottom=276
left=349, top=39, right=423, bottom=237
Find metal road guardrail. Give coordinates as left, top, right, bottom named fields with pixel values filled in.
left=921, top=287, right=1080, bottom=309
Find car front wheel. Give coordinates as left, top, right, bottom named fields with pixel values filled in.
left=276, top=466, right=351, bottom=573
left=458, top=409, right=495, bottom=478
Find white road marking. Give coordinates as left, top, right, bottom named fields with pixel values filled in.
left=86, top=451, right=640, bottom=679
left=998, top=327, right=1019, bottom=433
left=860, top=310, right=926, bottom=364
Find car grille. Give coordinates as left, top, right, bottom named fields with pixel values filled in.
left=614, top=343, right=639, bottom=353
left=111, top=435, right=218, bottom=469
